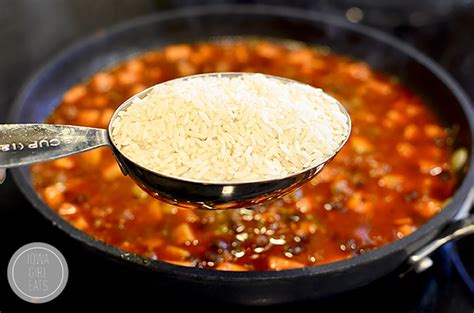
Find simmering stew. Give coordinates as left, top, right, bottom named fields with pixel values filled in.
left=32, top=39, right=457, bottom=271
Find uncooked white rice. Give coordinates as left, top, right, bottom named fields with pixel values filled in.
left=111, top=73, right=350, bottom=183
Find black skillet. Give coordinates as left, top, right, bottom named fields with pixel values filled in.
left=8, top=5, right=474, bottom=305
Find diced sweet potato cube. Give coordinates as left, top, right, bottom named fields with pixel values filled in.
left=347, top=192, right=373, bottom=214
left=171, top=223, right=196, bottom=245
left=367, top=80, right=391, bottom=96
left=378, top=174, right=404, bottom=190
left=397, top=142, right=415, bottom=158
left=288, top=49, right=314, bottom=66
left=125, top=60, right=145, bottom=73
left=403, top=124, right=419, bottom=140
left=424, top=124, right=444, bottom=138
left=215, top=262, right=248, bottom=271
left=268, top=256, right=304, bottom=270
left=397, top=224, right=417, bottom=237
left=344, top=63, right=371, bottom=80
left=76, top=109, right=100, bottom=127
left=164, top=44, right=192, bottom=62
left=142, top=237, right=163, bottom=250
left=71, top=216, right=89, bottom=230
left=405, top=104, right=422, bottom=117
left=63, top=85, right=87, bottom=103
left=414, top=198, right=441, bottom=219
left=91, top=72, right=115, bottom=93
left=350, top=136, right=373, bottom=154
left=164, top=260, right=193, bottom=267
left=164, top=245, right=191, bottom=259
left=147, top=200, right=163, bottom=222
left=52, top=157, right=75, bottom=169
left=43, top=184, right=65, bottom=208
left=255, top=42, right=282, bottom=59
left=117, top=70, right=139, bottom=85
left=233, top=44, right=249, bottom=63
left=387, top=109, right=403, bottom=123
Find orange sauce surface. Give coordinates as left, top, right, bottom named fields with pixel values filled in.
left=32, top=40, right=457, bottom=271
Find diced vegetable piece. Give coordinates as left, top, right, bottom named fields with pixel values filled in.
left=215, top=262, right=248, bottom=271
left=347, top=192, right=373, bottom=214
left=424, top=124, right=444, bottom=138
left=387, top=109, right=403, bottom=123
left=91, top=72, right=115, bottom=93
left=164, top=260, right=193, bottom=267
left=288, top=49, right=314, bottom=66
left=397, top=142, right=415, bottom=158
left=147, top=200, right=163, bottom=222
left=164, top=245, right=191, bottom=259
left=76, top=109, right=100, bottom=127
left=171, top=223, right=196, bottom=245
left=177, top=62, right=197, bottom=76
left=164, top=44, right=192, bottom=62
left=58, top=202, right=78, bottom=216
left=344, top=63, right=371, bottom=80
left=351, top=136, right=373, bottom=154
left=52, top=157, right=75, bottom=169
left=255, top=42, right=282, bottom=59
left=71, top=216, right=89, bottom=230
left=125, top=60, right=145, bottom=73
left=117, top=71, right=139, bottom=85
left=403, top=124, right=419, bottom=140
left=43, top=184, right=65, bottom=208
left=414, top=198, right=442, bottom=219
left=397, top=224, right=417, bottom=237
left=63, top=85, right=87, bottom=103
left=142, top=237, right=163, bottom=250
left=378, top=174, right=404, bottom=190
left=268, top=256, right=305, bottom=270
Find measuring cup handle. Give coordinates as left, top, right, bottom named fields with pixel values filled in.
left=0, top=124, right=110, bottom=168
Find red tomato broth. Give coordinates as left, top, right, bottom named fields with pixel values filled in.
left=31, top=40, right=457, bottom=271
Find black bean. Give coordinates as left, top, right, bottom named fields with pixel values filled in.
left=254, top=235, right=269, bottom=247
left=285, top=244, right=304, bottom=256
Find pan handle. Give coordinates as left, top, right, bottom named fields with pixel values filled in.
left=0, top=124, right=110, bottom=168
left=405, top=213, right=474, bottom=274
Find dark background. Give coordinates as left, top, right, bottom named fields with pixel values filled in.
left=0, top=0, right=473, bottom=311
